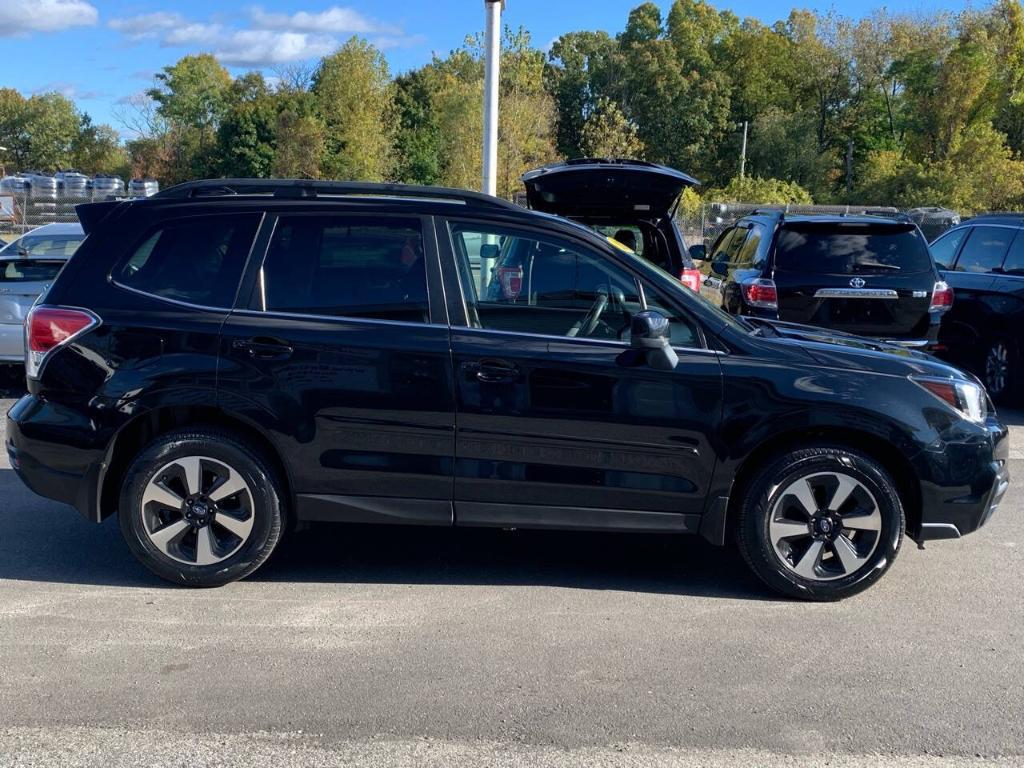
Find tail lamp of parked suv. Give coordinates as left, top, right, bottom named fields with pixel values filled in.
left=25, top=306, right=99, bottom=378
left=740, top=277, right=778, bottom=311
left=930, top=281, right=954, bottom=313
left=679, top=267, right=702, bottom=293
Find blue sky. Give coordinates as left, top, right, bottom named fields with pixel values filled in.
left=3, top=0, right=966, bottom=132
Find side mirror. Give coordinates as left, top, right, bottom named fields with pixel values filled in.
left=688, top=244, right=706, bottom=262
left=711, top=258, right=729, bottom=277
left=630, top=310, right=678, bottom=371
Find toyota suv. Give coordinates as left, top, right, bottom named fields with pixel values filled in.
left=700, top=211, right=952, bottom=348
left=5, top=180, right=1008, bottom=600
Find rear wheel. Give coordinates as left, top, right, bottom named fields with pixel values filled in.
left=982, top=337, right=1017, bottom=404
left=119, top=428, right=285, bottom=587
left=736, top=446, right=904, bottom=601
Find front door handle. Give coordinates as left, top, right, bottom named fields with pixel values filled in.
left=232, top=337, right=294, bottom=361
left=462, top=359, right=519, bottom=383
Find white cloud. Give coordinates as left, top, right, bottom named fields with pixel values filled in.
left=109, top=12, right=186, bottom=41
left=30, top=82, right=106, bottom=100
left=249, top=6, right=401, bottom=36
left=210, top=30, right=339, bottom=66
left=0, top=0, right=97, bottom=37
left=107, top=6, right=423, bottom=67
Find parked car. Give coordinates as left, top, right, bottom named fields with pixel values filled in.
left=521, top=159, right=704, bottom=292
left=6, top=179, right=1008, bottom=600
left=0, top=223, right=84, bottom=363
left=930, top=214, right=1024, bottom=402
left=698, top=210, right=952, bottom=348
left=907, top=207, right=961, bottom=242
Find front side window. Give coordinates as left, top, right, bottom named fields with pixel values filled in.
left=955, top=226, right=1015, bottom=274
left=257, top=216, right=428, bottom=323
left=450, top=223, right=699, bottom=348
left=115, top=214, right=260, bottom=308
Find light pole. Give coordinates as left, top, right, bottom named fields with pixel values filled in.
left=482, top=0, right=503, bottom=198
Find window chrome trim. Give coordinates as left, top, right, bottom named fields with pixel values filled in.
left=110, top=279, right=236, bottom=313
left=230, top=307, right=447, bottom=329
left=453, top=324, right=723, bottom=355
left=813, top=288, right=899, bottom=299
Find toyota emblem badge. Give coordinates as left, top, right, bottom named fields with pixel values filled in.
left=849, top=277, right=866, bottom=288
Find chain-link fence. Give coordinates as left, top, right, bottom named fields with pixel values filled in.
left=0, top=191, right=91, bottom=238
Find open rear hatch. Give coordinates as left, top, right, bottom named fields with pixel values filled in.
left=522, top=159, right=699, bottom=218
left=772, top=221, right=936, bottom=338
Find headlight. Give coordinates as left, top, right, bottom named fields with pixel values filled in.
left=910, top=376, right=988, bottom=423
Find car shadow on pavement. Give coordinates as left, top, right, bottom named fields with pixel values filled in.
left=0, top=469, right=776, bottom=600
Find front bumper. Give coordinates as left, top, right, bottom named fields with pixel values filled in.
left=916, top=414, right=1010, bottom=541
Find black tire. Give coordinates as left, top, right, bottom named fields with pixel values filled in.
left=118, top=427, right=285, bottom=587
left=736, top=446, right=904, bottom=601
left=981, top=337, right=1017, bottom=405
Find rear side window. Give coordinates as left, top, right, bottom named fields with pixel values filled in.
left=257, top=216, right=428, bottom=323
left=929, top=228, right=968, bottom=270
left=115, top=215, right=260, bottom=308
left=954, top=226, right=1014, bottom=274
left=774, top=223, right=932, bottom=274
left=0, top=259, right=65, bottom=282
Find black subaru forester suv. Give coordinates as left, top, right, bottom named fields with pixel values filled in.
left=6, top=180, right=1009, bottom=600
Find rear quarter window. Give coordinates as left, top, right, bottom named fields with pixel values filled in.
left=114, top=214, right=260, bottom=308
left=774, top=223, right=933, bottom=275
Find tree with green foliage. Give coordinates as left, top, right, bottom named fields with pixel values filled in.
left=707, top=176, right=814, bottom=204
left=579, top=97, right=645, bottom=158
left=312, top=38, right=395, bottom=181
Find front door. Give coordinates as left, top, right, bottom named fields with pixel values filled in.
left=441, top=219, right=723, bottom=532
left=218, top=211, right=456, bottom=526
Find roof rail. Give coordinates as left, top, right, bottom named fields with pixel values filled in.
left=154, top=178, right=522, bottom=210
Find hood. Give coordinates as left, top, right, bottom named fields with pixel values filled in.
left=522, top=159, right=700, bottom=219
left=758, top=319, right=971, bottom=380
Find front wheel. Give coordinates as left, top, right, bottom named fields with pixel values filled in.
left=982, top=337, right=1017, bottom=404
left=736, top=446, right=904, bottom=601
left=119, top=428, right=285, bottom=587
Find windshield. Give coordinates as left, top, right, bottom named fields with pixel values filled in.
left=775, top=223, right=932, bottom=275
left=4, top=234, right=83, bottom=258
left=0, top=259, right=65, bottom=282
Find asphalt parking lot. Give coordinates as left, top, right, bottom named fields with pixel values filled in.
left=0, top=366, right=1022, bottom=766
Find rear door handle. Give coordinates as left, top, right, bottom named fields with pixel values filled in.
left=462, top=359, right=519, bottom=383
left=232, top=337, right=294, bottom=361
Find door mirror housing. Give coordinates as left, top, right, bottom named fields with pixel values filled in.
left=630, top=310, right=678, bottom=371
left=688, top=243, right=706, bottom=262
left=711, top=258, right=729, bottom=277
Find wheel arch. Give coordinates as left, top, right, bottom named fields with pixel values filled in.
left=99, top=405, right=293, bottom=523
left=721, top=426, right=922, bottom=542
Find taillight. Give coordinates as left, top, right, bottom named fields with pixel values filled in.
left=25, top=306, right=99, bottom=378
left=679, top=268, right=702, bottom=292
left=929, top=281, right=953, bottom=313
left=741, top=278, right=778, bottom=311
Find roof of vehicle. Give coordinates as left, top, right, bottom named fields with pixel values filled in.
left=19, top=223, right=84, bottom=236
left=743, top=211, right=914, bottom=227
left=962, top=213, right=1024, bottom=226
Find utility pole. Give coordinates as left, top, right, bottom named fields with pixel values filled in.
left=739, top=121, right=748, bottom=180
left=482, top=1, right=503, bottom=198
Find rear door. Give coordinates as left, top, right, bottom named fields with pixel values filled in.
left=217, top=210, right=457, bottom=526
left=772, top=222, right=936, bottom=337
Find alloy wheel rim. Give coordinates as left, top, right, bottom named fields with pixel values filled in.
left=768, top=471, right=882, bottom=582
left=985, top=342, right=1009, bottom=395
left=141, top=456, right=255, bottom=567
